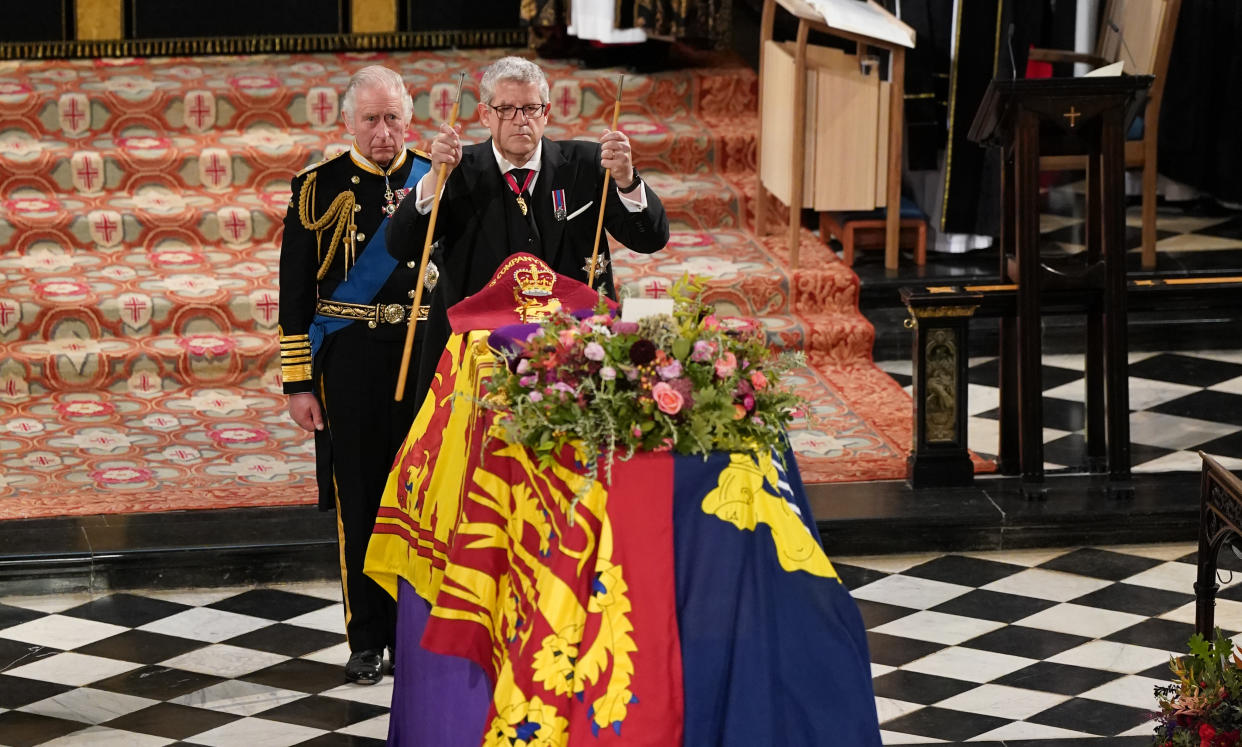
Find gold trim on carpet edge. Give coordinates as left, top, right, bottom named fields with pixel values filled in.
left=0, top=29, right=527, bottom=60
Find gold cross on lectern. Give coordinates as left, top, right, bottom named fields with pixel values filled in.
left=1063, top=106, right=1082, bottom=127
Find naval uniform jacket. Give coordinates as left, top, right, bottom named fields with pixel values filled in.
left=385, top=136, right=670, bottom=405
left=278, top=146, right=431, bottom=510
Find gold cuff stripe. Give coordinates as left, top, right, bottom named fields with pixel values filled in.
left=281, top=363, right=313, bottom=381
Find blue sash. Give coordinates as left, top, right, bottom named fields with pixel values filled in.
left=309, top=156, right=430, bottom=359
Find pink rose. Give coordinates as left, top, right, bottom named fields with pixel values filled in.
left=652, top=381, right=684, bottom=415
left=558, top=328, right=578, bottom=347
left=750, top=370, right=768, bottom=390
left=714, top=352, right=737, bottom=379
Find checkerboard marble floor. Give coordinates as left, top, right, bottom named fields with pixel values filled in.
left=3, top=540, right=1236, bottom=745
left=877, top=348, right=1242, bottom=475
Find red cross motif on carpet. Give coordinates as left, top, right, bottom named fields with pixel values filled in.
left=307, top=86, right=338, bottom=128
left=58, top=93, right=89, bottom=135
left=72, top=151, right=103, bottom=194
left=88, top=210, right=123, bottom=247
left=550, top=80, right=582, bottom=121
left=218, top=207, right=252, bottom=244
left=199, top=148, right=232, bottom=190
left=428, top=82, right=456, bottom=123
left=185, top=90, right=215, bottom=132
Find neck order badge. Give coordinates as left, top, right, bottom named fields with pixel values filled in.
left=504, top=168, right=535, bottom=215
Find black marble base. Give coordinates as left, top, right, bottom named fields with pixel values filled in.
left=0, top=471, right=1203, bottom=591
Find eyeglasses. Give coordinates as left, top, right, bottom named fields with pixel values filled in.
left=488, top=103, right=549, bottom=120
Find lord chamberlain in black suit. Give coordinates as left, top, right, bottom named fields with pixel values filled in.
left=386, top=55, right=670, bottom=404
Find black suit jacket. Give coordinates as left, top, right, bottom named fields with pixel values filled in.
left=386, top=136, right=669, bottom=404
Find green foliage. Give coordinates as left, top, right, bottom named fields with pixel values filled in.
left=1153, top=628, right=1242, bottom=746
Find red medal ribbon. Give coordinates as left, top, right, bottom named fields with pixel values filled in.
left=503, top=168, right=536, bottom=197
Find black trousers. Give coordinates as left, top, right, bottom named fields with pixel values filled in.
left=317, top=323, right=420, bottom=653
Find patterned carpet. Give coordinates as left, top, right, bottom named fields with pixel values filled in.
left=0, top=49, right=913, bottom=521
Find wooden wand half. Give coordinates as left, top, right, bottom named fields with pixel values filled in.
left=587, top=73, right=625, bottom=290
left=394, top=71, right=466, bottom=402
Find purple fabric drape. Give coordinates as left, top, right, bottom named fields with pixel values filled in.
left=387, top=579, right=492, bottom=746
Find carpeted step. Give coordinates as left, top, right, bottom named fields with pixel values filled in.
left=2, top=52, right=755, bottom=139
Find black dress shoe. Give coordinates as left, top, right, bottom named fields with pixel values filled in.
left=345, top=649, right=384, bottom=685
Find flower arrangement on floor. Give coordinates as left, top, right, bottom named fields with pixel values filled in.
left=482, top=278, right=806, bottom=487
left=1153, top=629, right=1242, bottom=746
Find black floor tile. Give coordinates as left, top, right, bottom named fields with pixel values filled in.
left=1007, top=739, right=1150, bottom=747
left=1040, top=397, right=1088, bottom=433
left=854, top=599, right=912, bottom=629
left=260, top=694, right=387, bottom=730
left=1123, top=441, right=1179, bottom=469
left=224, top=623, right=347, bottom=658
left=992, top=661, right=1126, bottom=696
left=0, top=603, right=43, bottom=630
left=930, top=589, right=1058, bottom=623
left=1025, top=696, right=1154, bottom=735
left=241, top=658, right=348, bottom=694
left=1138, top=656, right=1182, bottom=680
left=833, top=563, right=891, bottom=592
left=967, top=361, right=1085, bottom=392
left=879, top=705, right=1010, bottom=741
left=1127, top=353, right=1242, bottom=388
left=74, top=629, right=209, bottom=664
left=1042, top=433, right=1088, bottom=469
left=0, top=710, right=88, bottom=747
left=1104, top=617, right=1196, bottom=651
left=207, top=589, right=334, bottom=621
left=0, top=639, right=60, bottom=675
left=90, top=665, right=224, bottom=700
left=902, top=555, right=1025, bottom=588
left=1196, top=214, right=1242, bottom=240
left=102, top=701, right=240, bottom=740
left=1072, top=583, right=1193, bottom=617
left=870, top=669, right=977, bottom=705
left=962, top=626, right=1090, bottom=660
left=865, top=632, right=945, bottom=668
left=1037, top=548, right=1163, bottom=581
left=0, top=673, right=74, bottom=709
left=1149, top=390, right=1242, bottom=427
left=60, top=593, right=192, bottom=628
left=1196, top=430, right=1242, bottom=463
left=295, top=734, right=387, bottom=747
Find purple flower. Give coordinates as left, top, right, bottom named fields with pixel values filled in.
left=529, top=391, right=543, bottom=402
left=614, top=321, right=639, bottom=335
left=600, top=366, right=617, bottom=381
left=584, top=342, right=606, bottom=361
left=552, top=382, right=574, bottom=394
left=519, top=375, right=537, bottom=387
left=657, top=359, right=682, bottom=380
left=516, top=359, right=531, bottom=375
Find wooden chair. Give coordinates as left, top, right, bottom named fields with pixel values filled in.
left=1030, top=0, right=1181, bottom=269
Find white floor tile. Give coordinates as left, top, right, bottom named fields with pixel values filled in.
left=934, top=683, right=1067, bottom=721
left=832, top=553, right=945, bottom=574
left=1047, top=640, right=1175, bottom=674
left=980, top=568, right=1112, bottom=602
left=321, top=679, right=395, bottom=708
left=1211, top=374, right=1242, bottom=395
left=170, top=680, right=308, bottom=717
left=138, top=607, right=271, bottom=642
left=337, top=713, right=390, bottom=739
left=871, top=662, right=897, bottom=678
left=1079, top=673, right=1169, bottom=710
left=1099, top=542, right=1196, bottom=562
left=881, top=729, right=948, bottom=744
left=1117, top=377, right=1203, bottom=411
left=1122, top=561, right=1202, bottom=593
left=301, top=641, right=350, bottom=666
left=1128, top=411, right=1240, bottom=450
left=159, top=644, right=289, bottom=678
left=20, top=687, right=157, bottom=725
left=966, top=384, right=1000, bottom=416
left=39, top=727, right=174, bottom=747
left=967, top=722, right=1093, bottom=741
left=179, top=717, right=326, bottom=747
left=0, top=614, right=128, bottom=650
left=1013, top=603, right=1147, bottom=638
left=4, top=652, right=141, bottom=687
left=871, top=611, right=1004, bottom=646
left=284, top=603, right=346, bottom=634
left=0, top=592, right=99, bottom=614
left=264, top=580, right=342, bottom=602
left=848, top=575, right=973, bottom=610
left=876, top=359, right=912, bottom=377
left=1163, top=598, right=1242, bottom=630
left=959, top=547, right=1076, bottom=567
left=874, top=696, right=923, bottom=723
left=140, top=587, right=253, bottom=607
left=900, top=646, right=1037, bottom=683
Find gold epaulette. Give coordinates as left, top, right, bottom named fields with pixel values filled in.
left=279, top=330, right=313, bottom=383
left=412, top=147, right=431, bottom=161
left=295, top=149, right=347, bottom=178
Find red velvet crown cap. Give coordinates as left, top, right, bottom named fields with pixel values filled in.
left=446, top=252, right=617, bottom=333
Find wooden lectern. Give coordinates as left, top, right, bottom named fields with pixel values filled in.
left=967, top=76, right=1151, bottom=497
